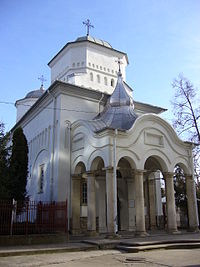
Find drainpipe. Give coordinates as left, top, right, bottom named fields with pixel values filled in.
left=47, top=89, right=56, bottom=201
left=113, top=128, right=118, bottom=233
left=65, top=120, right=71, bottom=230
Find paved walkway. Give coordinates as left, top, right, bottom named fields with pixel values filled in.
left=0, top=230, right=200, bottom=257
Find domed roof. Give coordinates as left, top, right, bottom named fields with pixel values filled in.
left=88, top=72, right=138, bottom=132
left=25, top=87, right=45, bottom=99
left=76, top=35, right=112, bottom=48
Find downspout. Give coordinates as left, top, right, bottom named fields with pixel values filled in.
left=113, top=128, right=118, bottom=233
left=47, top=89, right=56, bottom=201
left=65, top=120, right=71, bottom=230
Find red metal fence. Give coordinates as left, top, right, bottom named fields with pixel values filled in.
left=0, top=200, right=68, bottom=235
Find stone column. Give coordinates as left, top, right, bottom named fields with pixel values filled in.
left=97, top=177, right=107, bottom=233
left=148, top=172, right=157, bottom=229
left=164, top=172, right=178, bottom=233
left=127, top=178, right=136, bottom=231
left=105, top=167, right=116, bottom=235
left=71, top=175, right=81, bottom=235
left=186, top=175, right=199, bottom=232
left=87, top=172, right=96, bottom=235
left=135, top=170, right=146, bottom=235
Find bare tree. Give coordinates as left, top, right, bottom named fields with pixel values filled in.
left=172, top=75, right=200, bottom=143
left=172, top=75, right=200, bottom=182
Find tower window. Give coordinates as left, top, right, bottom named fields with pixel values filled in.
left=90, top=72, right=93, bottom=81
left=97, top=74, right=100, bottom=83
left=104, top=77, right=107, bottom=86
left=111, top=78, right=115, bottom=87
left=72, top=63, right=75, bottom=67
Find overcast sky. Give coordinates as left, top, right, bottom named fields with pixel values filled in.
left=0, top=0, right=200, bottom=131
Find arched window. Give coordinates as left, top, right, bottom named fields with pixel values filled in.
left=97, top=74, right=100, bottom=83
left=104, top=77, right=107, bottom=86
left=90, top=72, right=93, bottom=82
left=111, top=78, right=115, bottom=87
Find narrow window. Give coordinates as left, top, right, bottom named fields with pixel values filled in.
left=38, top=165, right=44, bottom=193
left=104, top=77, right=107, bottom=86
left=111, top=78, right=115, bottom=87
left=81, top=181, right=87, bottom=205
left=90, top=72, right=93, bottom=81
left=97, top=74, right=100, bottom=83
left=29, top=165, right=32, bottom=179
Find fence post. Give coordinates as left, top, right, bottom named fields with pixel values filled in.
left=65, top=200, right=68, bottom=233
left=26, top=201, right=29, bottom=236
left=10, top=199, right=17, bottom=236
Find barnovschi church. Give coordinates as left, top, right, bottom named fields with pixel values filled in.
left=12, top=24, right=199, bottom=236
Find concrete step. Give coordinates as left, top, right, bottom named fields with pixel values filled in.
left=117, top=242, right=200, bottom=253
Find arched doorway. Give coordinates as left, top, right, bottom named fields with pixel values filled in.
left=71, top=162, right=86, bottom=234
left=117, top=157, right=135, bottom=232
left=173, top=164, right=190, bottom=230
left=90, top=156, right=106, bottom=234
left=144, top=156, right=167, bottom=230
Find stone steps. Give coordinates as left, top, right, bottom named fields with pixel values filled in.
left=117, top=240, right=200, bottom=252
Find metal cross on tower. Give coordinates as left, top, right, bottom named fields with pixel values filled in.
left=83, top=19, right=94, bottom=36
left=38, top=75, right=47, bottom=88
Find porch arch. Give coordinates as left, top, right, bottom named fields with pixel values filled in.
left=140, top=149, right=170, bottom=172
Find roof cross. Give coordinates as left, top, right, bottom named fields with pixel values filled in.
left=38, top=75, right=47, bottom=88
left=83, top=19, right=94, bottom=36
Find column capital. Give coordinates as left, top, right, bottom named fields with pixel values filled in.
left=185, top=174, right=193, bottom=180
left=132, top=169, right=147, bottom=175
left=102, top=166, right=113, bottom=172
left=163, top=172, right=174, bottom=179
left=82, top=171, right=96, bottom=179
left=72, top=174, right=82, bottom=180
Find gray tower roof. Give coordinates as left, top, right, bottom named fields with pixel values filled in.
left=25, top=86, right=45, bottom=99
left=89, top=72, right=138, bottom=132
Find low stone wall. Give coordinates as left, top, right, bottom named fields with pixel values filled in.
left=0, top=233, right=69, bottom=246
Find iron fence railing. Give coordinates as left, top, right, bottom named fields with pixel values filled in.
left=0, top=200, right=68, bottom=235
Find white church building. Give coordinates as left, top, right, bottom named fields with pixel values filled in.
left=12, top=30, right=199, bottom=236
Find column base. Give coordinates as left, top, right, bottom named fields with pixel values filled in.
left=106, top=233, right=121, bottom=239
left=135, top=231, right=149, bottom=237
left=167, top=229, right=180, bottom=234
left=87, top=230, right=98, bottom=237
left=187, top=227, right=200, bottom=233
left=71, top=229, right=81, bottom=235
